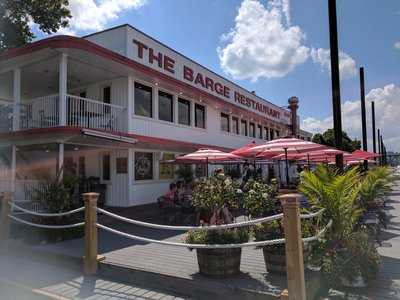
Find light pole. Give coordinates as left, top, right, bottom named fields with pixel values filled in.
left=328, top=0, right=343, bottom=169
left=359, top=67, right=368, bottom=170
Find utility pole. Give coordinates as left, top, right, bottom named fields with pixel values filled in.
left=380, top=135, right=384, bottom=166
left=328, top=0, right=343, bottom=169
left=377, top=129, right=381, bottom=165
left=371, top=101, right=376, bottom=153
left=359, top=67, right=368, bottom=170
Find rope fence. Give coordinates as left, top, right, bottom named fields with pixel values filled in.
left=96, top=219, right=332, bottom=249
left=10, top=202, right=85, bottom=217
left=9, top=214, right=85, bottom=229
left=96, top=207, right=325, bottom=231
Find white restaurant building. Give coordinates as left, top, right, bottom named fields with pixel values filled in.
left=0, top=24, right=309, bottom=208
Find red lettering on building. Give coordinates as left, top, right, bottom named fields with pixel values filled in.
left=205, top=77, right=214, bottom=91
left=234, top=91, right=281, bottom=120
left=194, top=73, right=205, bottom=88
left=149, top=48, right=162, bottom=68
left=133, top=39, right=148, bottom=59
left=164, top=55, right=175, bottom=74
left=183, top=66, right=194, bottom=81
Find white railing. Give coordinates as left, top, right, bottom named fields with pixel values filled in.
left=15, top=94, right=125, bottom=132
left=67, top=94, right=125, bottom=132
left=0, top=98, right=13, bottom=132
left=20, top=94, right=59, bottom=129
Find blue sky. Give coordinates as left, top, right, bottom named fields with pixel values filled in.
left=33, top=0, right=400, bottom=151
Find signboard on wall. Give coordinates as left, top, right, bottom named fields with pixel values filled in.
left=124, top=26, right=291, bottom=125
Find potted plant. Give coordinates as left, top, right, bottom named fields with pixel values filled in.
left=186, top=174, right=248, bottom=277
left=253, top=218, right=316, bottom=273
left=299, top=165, right=381, bottom=287
left=185, top=228, right=249, bottom=277
left=242, top=179, right=277, bottom=218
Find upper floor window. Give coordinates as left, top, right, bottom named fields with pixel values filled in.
left=221, top=113, right=230, bottom=132
left=178, top=98, right=191, bottom=126
left=257, top=125, right=263, bottom=139
left=241, top=120, right=247, bottom=136
left=158, top=91, right=173, bottom=122
left=195, top=104, right=205, bottom=129
left=249, top=122, right=255, bottom=138
left=264, top=127, right=269, bottom=140
left=134, top=82, right=153, bottom=118
left=232, top=117, right=239, bottom=134
left=103, top=86, right=111, bottom=113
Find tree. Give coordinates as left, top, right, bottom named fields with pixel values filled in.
left=312, top=129, right=361, bottom=152
left=0, top=0, right=71, bottom=51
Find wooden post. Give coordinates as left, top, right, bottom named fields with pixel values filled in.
left=83, top=192, right=99, bottom=275
left=279, top=193, right=306, bottom=300
left=0, top=192, right=12, bottom=244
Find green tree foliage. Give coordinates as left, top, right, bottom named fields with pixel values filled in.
left=0, top=0, right=71, bottom=51
left=312, top=129, right=361, bottom=152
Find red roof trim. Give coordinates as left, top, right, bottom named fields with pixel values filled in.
left=0, top=36, right=287, bottom=129
left=0, top=127, right=233, bottom=152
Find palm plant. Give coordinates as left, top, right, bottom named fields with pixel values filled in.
left=299, top=165, right=362, bottom=241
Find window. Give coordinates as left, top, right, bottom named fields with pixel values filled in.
left=270, top=128, right=275, bottom=140
left=116, top=157, right=128, bottom=174
left=135, top=82, right=153, bottom=117
left=178, top=98, right=191, bottom=125
left=135, top=152, right=153, bottom=180
left=264, top=127, right=269, bottom=140
left=102, top=154, right=110, bottom=181
left=257, top=125, right=263, bottom=139
left=159, top=153, right=175, bottom=179
left=241, top=120, right=247, bottom=136
left=249, top=123, right=255, bottom=138
left=79, top=91, right=87, bottom=112
left=232, top=117, right=239, bottom=134
left=276, top=130, right=280, bottom=138
left=103, top=86, right=111, bottom=104
left=195, top=104, right=205, bottom=128
left=103, top=86, right=111, bottom=113
left=158, top=91, right=173, bottom=122
left=220, top=113, right=230, bottom=132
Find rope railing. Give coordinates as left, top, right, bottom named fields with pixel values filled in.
left=9, top=214, right=85, bottom=229
left=96, top=219, right=332, bottom=249
left=96, top=207, right=325, bottom=231
left=300, top=208, right=325, bottom=219
left=9, top=202, right=85, bottom=217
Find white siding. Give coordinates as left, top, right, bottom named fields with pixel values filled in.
left=84, top=26, right=128, bottom=57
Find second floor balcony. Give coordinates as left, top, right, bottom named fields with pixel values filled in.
left=0, top=93, right=126, bottom=133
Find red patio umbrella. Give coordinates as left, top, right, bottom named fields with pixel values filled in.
left=350, top=149, right=380, bottom=160
left=230, top=141, right=257, bottom=158
left=175, top=148, right=244, bottom=176
left=241, top=138, right=327, bottom=184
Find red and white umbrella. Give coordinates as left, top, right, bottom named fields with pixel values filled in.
left=241, top=138, right=327, bottom=159
left=230, top=141, right=258, bottom=158
left=348, top=149, right=380, bottom=160
left=175, top=148, right=243, bottom=163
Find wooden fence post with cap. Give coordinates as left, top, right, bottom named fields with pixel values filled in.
left=83, top=192, right=99, bottom=275
left=279, top=193, right=306, bottom=300
left=0, top=192, right=12, bottom=244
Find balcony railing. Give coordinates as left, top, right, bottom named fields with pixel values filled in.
left=67, top=95, right=125, bottom=132
left=14, top=94, right=126, bottom=132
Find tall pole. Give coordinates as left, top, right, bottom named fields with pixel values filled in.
left=328, top=0, right=343, bottom=169
left=359, top=67, right=368, bottom=170
left=284, top=148, right=290, bottom=186
left=377, top=129, right=381, bottom=165
left=380, top=135, right=384, bottom=166
left=371, top=101, right=376, bottom=153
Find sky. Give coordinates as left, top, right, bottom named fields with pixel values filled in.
left=32, top=0, right=400, bottom=152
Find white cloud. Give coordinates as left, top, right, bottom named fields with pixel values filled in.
left=301, top=84, right=400, bottom=152
left=310, top=48, right=357, bottom=80
left=217, top=0, right=309, bottom=81
left=394, top=41, right=400, bottom=50
left=31, top=0, right=147, bottom=36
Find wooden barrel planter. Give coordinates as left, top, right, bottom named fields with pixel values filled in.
left=196, top=248, right=242, bottom=277
left=263, top=245, right=310, bottom=273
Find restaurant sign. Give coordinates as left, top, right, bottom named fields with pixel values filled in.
left=127, top=27, right=290, bottom=124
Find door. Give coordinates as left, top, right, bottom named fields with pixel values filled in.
left=109, top=150, right=129, bottom=207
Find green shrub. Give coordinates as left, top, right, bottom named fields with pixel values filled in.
left=185, top=228, right=249, bottom=245
left=242, top=179, right=277, bottom=218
